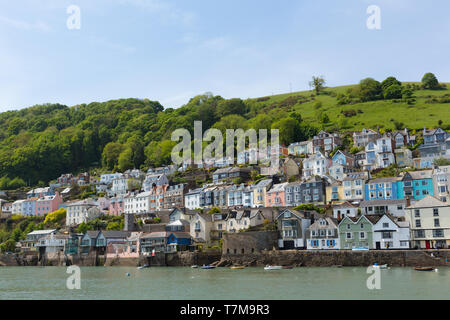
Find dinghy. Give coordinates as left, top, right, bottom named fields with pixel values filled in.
left=230, top=266, right=246, bottom=269
left=414, top=267, right=435, bottom=272
left=137, top=265, right=149, bottom=270
left=264, top=265, right=282, bottom=270
left=201, top=265, right=216, bottom=269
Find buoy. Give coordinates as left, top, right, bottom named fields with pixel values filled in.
left=435, top=269, right=438, bottom=272
left=126, top=272, right=131, bottom=276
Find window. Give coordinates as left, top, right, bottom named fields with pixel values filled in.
left=382, top=223, right=389, bottom=228
left=434, top=219, right=440, bottom=227
left=415, top=219, right=421, bottom=228
left=414, top=230, right=425, bottom=238
left=360, top=223, right=364, bottom=229
left=360, top=232, right=366, bottom=239
left=414, top=209, right=420, bottom=217
left=346, top=232, right=352, bottom=239
left=347, top=224, right=351, bottom=230
left=433, top=229, right=444, bottom=238
left=433, top=208, right=439, bottom=216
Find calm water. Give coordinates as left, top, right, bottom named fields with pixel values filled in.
left=0, top=266, right=449, bottom=300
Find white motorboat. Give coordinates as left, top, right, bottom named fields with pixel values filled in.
left=372, top=263, right=388, bottom=269
left=264, top=265, right=282, bottom=270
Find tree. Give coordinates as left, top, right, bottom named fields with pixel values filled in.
left=102, top=142, right=125, bottom=170
left=0, top=239, right=16, bottom=253
left=271, top=117, right=301, bottom=146
left=421, top=73, right=440, bottom=90
left=215, top=98, right=247, bottom=118
left=76, top=222, right=91, bottom=234
left=309, top=76, right=326, bottom=95
left=44, top=208, right=67, bottom=225
left=381, top=76, right=402, bottom=91
left=118, top=148, right=134, bottom=172
left=383, top=84, right=403, bottom=99
left=433, top=157, right=450, bottom=166
left=359, top=78, right=382, bottom=101
left=106, top=221, right=120, bottom=231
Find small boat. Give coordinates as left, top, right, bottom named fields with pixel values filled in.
left=414, top=267, right=435, bottom=272
left=230, top=265, right=246, bottom=269
left=191, top=265, right=199, bottom=269
left=282, top=266, right=294, bottom=269
left=372, top=263, right=388, bottom=269
left=137, top=265, right=149, bottom=270
left=264, top=265, right=282, bottom=270
left=201, top=265, right=216, bottom=269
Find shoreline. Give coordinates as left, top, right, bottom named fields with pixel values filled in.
left=1, top=249, right=449, bottom=267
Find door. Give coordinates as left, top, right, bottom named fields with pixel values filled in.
left=425, top=241, right=431, bottom=249
left=283, top=240, right=295, bottom=250
left=375, top=242, right=381, bottom=250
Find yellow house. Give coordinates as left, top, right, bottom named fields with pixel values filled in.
left=252, top=179, right=273, bottom=208
left=326, top=182, right=345, bottom=204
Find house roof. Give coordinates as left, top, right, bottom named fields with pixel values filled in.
left=368, top=177, right=400, bottom=184
left=360, top=199, right=406, bottom=207
left=27, top=229, right=56, bottom=236
left=85, top=230, right=102, bottom=239
left=308, top=216, right=339, bottom=230
left=102, top=231, right=130, bottom=239
left=333, top=201, right=357, bottom=209
left=406, top=195, right=449, bottom=209
left=402, top=170, right=433, bottom=180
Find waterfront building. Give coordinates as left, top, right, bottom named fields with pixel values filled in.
left=306, top=217, right=340, bottom=250
left=432, top=166, right=450, bottom=202
left=332, top=202, right=359, bottom=220
left=266, top=182, right=288, bottom=207
left=371, top=215, right=410, bottom=250
left=338, top=215, right=379, bottom=250
left=405, top=195, right=450, bottom=249
left=252, top=179, right=273, bottom=208
left=65, top=199, right=101, bottom=226
left=276, top=208, right=314, bottom=250
left=285, top=176, right=326, bottom=207
left=364, top=177, right=400, bottom=201
left=359, top=199, right=407, bottom=217
left=398, top=170, right=434, bottom=202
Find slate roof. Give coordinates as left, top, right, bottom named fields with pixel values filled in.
left=406, top=195, right=449, bottom=209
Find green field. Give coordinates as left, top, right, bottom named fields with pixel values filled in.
left=247, top=82, right=450, bottom=131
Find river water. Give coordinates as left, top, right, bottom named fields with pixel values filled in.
left=0, top=266, right=448, bottom=300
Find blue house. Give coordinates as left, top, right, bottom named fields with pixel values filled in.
left=332, top=150, right=354, bottom=166
left=167, top=232, right=192, bottom=252
left=397, top=170, right=434, bottom=201
left=364, top=177, right=400, bottom=201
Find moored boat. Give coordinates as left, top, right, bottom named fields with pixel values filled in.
left=264, top=265, right=282, bottom=270
left=372, top=263, right=388, bottom=269
left=137, top=265, right=149, bottom=269
left=201, top=265, right=216, bottom=269
left=282, top=266, right=294, bottom=269
left=414, top=267, right=435, bottom=272
left=230, top=266, right=246, bottom=269
left=191, top=265, right=199, bottom=269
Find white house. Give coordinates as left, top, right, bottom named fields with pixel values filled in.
left=100, top=173, right=123, bottom=185
left=405, top=195, right=450, bottom=249
left=302, top=151, right=331, bottom=179
left=66, top=199, right=101, bottom=226
left=333, top=202, right=359, bottom=220
left=185, top=188, right=203, bottom=210
left=111, top=176, right=129, bottom=195
left=306, top=217, right=340, bottom=250
left=372, top=215, right=410, bottom=249
left=124, top=191, right=151, bottom=214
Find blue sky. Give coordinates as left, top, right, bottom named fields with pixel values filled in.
left=0, top=0, right=449, bottom=111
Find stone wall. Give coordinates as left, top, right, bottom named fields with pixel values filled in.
left=219, top=249, right=450, bottom=267
left=222, top=231, right=278, bottom=255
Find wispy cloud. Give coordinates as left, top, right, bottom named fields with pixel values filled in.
left=115, top=0, right=196, bottom=26
left=89, top=35, right=137, bottom=54
left=0, top=15, right=51, bottom=32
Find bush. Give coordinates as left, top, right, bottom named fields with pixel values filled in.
left=44, top=208, right=66, bottom=225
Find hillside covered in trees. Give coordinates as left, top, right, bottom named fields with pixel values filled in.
left=0, top=73, right=449, bottom=187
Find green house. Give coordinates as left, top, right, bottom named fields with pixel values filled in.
left=338, top=215, right=381, bottom=250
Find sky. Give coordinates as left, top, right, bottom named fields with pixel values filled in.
left=0, top=0, right=449, bottom=112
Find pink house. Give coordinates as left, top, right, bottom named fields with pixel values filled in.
left=109, top=196, right=124, bottom=216
left=265, top=182, right=288, bottom=207
left=106, top=232, right=141, bottom=258
left=36, top=192, right=63, bottom=217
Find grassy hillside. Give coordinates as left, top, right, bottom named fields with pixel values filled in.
left=248, top=82, right=450, bottom=131
left=0, top=79, right=449, bottom=187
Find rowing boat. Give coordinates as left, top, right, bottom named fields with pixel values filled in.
left=264, top=265, right=282, bottom=270
left=414, top=267, right=435, bottom=272
left=230, top=266, right=246, bottom=269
